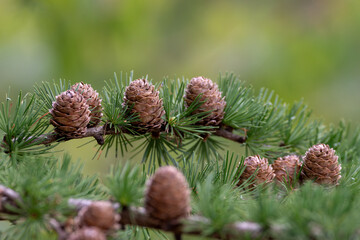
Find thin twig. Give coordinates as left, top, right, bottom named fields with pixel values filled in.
left=49, top=218, right=68, bottom=240
left=0, top=185, right=22, bottom=220
left=215, top=128, right=246, bottom=143
left=0, top=185, right=21, bottom=203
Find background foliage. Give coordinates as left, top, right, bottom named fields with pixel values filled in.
left=1, top=0, right=360, bottom=124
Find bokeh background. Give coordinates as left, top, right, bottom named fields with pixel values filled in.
left=1, top=0, right=360, bottom=175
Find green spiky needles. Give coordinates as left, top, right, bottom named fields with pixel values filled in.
left=0, top=72, right=321, bottom=168
left=0, top=72, right=360, bottom=239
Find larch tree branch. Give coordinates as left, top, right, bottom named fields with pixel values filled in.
left=0, top=184, right=274, bottom=240
left=27, top=124, right=246, bottom=147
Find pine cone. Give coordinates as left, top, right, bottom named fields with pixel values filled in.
left=272, top=155, right=302, bottom=184
left=50, top=90, right=91, bottom=138
left=145, top=166, right=191, bottom=221
left=68, top=227, right=106, bottom=240
left=302, top=144, right=341, bottom=185
left=71, top=82, right=103, bottom=127
left=237, top=155, right=275, bottom=188
left=184, top=76, right=226, bottom=126
left=123, top=79, right=165, bottom=132
left=80, top=201, right=116, bottom=230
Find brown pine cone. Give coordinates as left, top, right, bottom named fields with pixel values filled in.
left=50, top=90, right=90, bottom=138
left=79, top=201, right=116, bottom=230
left=123, top=79, right=165, bottom=132
left=302, top=144, right=341, bottom=185
left=272, top=155, right=302, bottom=184
left=237, top=155, right=275, bottom=188
left=71, top=82, right=103, bottom=127
left=184, top=76, right=226, bottom=126
left=145, top=166, right=191, bottom=221
left=68, top=227, right=106, bottom=240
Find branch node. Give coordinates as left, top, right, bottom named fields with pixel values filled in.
left=151, top=131, right=161, bottom=139
left=93, top=134, right=105, bottom=145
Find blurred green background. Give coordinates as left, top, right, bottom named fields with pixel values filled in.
left=1, top=0, right=360, bottom=175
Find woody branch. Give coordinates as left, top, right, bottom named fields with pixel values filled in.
left=26, top=124, right=246, bottom=147
left=0, top=184, right=268, bottom=240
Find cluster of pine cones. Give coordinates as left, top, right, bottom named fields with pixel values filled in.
left=66, top=147, right=341, bottom=240
left=66, top=166, right=190, bottom=240
left=50, top=82, right=103, bottom=138
left=50, top=77, right=341, bottom=187
left=50, top=76, right=226, bottom=137
left=238, top=143, right=341, bottom=187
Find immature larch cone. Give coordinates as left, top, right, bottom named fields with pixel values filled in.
left=272, top=155, right=302, bottom=184
left=68, top=227, right=106, bottom=240
left=237, top=155, right=275, bottom=188
left=71, top=82, right=103, bottom=127
left=123, top=79, right=165, bottom=132
left=184, top=76, right=226, bottom=126
left=80, top=201, right=116, bottom=230
left=50, top=90, right=91, bottom=138
left=302, top=144, right=341, bottom=185
left=145, top=166, right=191, bottom=221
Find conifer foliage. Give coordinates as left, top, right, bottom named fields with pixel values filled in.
left=0, top=72, right=360, bottom=239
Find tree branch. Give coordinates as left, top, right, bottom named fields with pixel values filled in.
left=69, top=199, right=263, bottom=239
left=0, top=185, right=21, bottom=203
left=24, top=124, right=246, bottom=147
left=214, top=128, right=246, bottom=143
left=0, top=185, right=268, bottom=240
left=119, top=207, right=262, bottom=239
left=0, top=185, right=22, bottom=221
